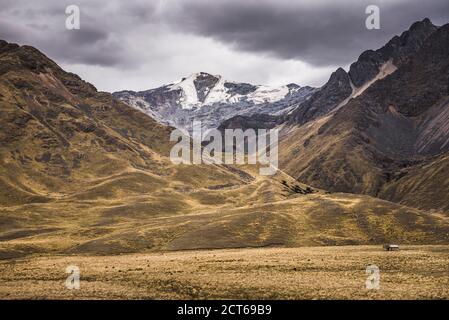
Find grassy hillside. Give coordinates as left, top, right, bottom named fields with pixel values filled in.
left=1, top=176, right=449, bottom=259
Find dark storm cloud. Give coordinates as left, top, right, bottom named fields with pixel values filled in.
left=118, top=1, right=159, bottom=21
left=0, top=0, right=158, bottom=67
left=1, top=0, right=449, bottom=68
left=163, top=0, right=449, bottom=66
left=67, top=26, right=109, bottom=45
left=1, top=0, right=449, bottom=91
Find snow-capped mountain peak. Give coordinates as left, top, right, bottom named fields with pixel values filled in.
left=113, top=72, right=316, bottom=131
left=166, top=72, right=292, bottom=110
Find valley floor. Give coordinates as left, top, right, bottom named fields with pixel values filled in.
left=1, top=245, right=448, bottom=299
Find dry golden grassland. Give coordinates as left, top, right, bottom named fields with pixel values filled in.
left=1, top=245, right=448, bottom=299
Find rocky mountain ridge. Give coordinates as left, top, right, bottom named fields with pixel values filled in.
left=279, top=19, right=449, bottom=211
left=114, top=72, right=315, bottom=131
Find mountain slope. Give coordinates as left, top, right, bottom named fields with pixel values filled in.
left=0, top=40, right=173, bottom=205
left=279, top=20, right=449, bottom=212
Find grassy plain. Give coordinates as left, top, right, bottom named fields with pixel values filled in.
left=1, top=245, right=448, bottom=299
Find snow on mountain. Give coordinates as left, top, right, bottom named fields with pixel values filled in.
left=203, top=76, right=234, bottom=105
left=247, top=85, right=290, bottom=104
left=169, top=73, right=200, bottom=109
left=113, top=72, right=315, bottom=131
left=167, top=72, right=291, bottom=108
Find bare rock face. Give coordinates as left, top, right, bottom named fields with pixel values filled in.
left=349, top=18, right=438, bottom=87
left=218, top=114, right=279, bottom=132
left=348, top=50, right=385, bottom=88
left=286, top=67, right=352, bottom=125
left=193, top=72, right=221, bottom=103
left=223, top=82, right=258, bottom=96
left=283, top=18, right=438, bottom=128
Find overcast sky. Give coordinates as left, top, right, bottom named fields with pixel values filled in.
left=1, top=0, right=448, bottom=92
